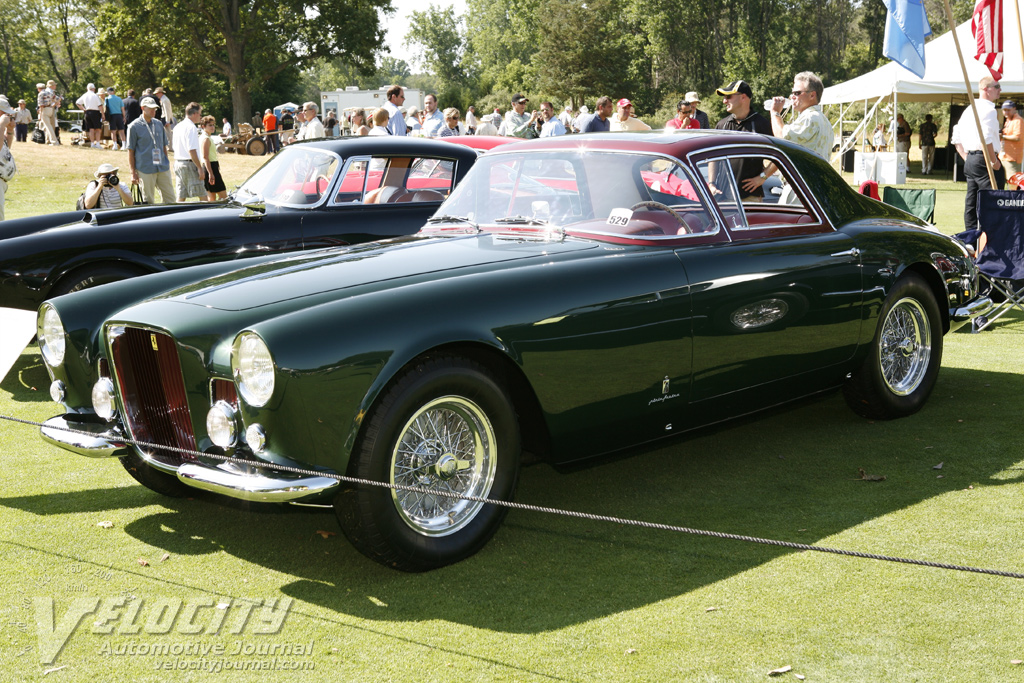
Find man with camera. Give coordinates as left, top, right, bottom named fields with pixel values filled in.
left=82, top=162, right=134, bottom=209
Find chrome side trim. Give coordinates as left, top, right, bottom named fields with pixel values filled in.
left=40, top=415, right=131, bottom=458
left=176, top=462, right=339, bottom=503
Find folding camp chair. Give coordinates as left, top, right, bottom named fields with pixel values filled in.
left=967, top=190, right=1024, bottom=331
left=881, top=186, right=936, bottom=223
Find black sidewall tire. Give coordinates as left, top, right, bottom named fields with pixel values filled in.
left=844, top=273, right=943, bottom=419
left=337, top=358, right=520, bottom=572
left=52, top=264, right=146, bottom=298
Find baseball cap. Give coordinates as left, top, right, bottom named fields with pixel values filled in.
left=0, top=95, right=14, bottom=114
left=140, top=97, right=160, bottom=109
left=716, top=80, right=754, bottom=99
left=511, top=93, right=528, bottom=104
left=1003, top=100, right=1017, bottom=109
left=617, top=98, right=633, bottom=108
left=685, top=91, right=701, bottom=103
left=107, top=87, right=115, bottom=93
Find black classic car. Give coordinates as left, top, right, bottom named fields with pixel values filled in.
left=0, top=136, right=482, bottom=313
left=38, top=131, right=991, bottom=571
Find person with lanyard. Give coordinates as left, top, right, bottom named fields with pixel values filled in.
left=126, top=96, right=174, bottom=203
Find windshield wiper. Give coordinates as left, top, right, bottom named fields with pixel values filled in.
left=427, top=215, right=480, bottom=231
left=494, top=215, right=549, bottom=226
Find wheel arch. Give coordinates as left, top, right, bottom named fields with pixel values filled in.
left=45, top=252, right=165, bottom=299
left=900, top=261, right=950, bottom=333
left=352, top=340, right=551, bottom=467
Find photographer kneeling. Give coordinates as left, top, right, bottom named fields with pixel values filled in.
left=82, top=163, right=134, bottom=209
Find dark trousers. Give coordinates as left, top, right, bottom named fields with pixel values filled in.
left=964, top=152, right=1006, bottom=230
left=15, top=123, right=27, bottom=142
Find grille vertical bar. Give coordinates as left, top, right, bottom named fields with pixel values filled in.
left=111, top=327, right=197, bottom=466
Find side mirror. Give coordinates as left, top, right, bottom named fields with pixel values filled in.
left=241, top=196, right=266, bottom=220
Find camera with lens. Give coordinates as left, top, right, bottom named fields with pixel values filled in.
left=105, top=173, right=119, bottom=187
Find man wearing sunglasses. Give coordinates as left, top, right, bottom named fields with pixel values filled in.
left=769, top=71, right=833, bottom=162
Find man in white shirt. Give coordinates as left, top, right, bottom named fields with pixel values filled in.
left=558, top=105, right=574, bottom=131
left=383, top=85, right=407, bottom=136
left=296, top=102, right=325, bottom=140
left=171, top=101, right=207, bottom=202
left=222, top=118, right=231, bottom=137
left=76, top=83, right=104, bottom=148
left=421, top=94, right=444, bottom=137
left=955, top=75, right=1003, bottom=231
left=465, top=105, right=477, bottom=135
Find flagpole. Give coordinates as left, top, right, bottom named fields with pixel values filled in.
left=943, top=0, right=998, bottom=186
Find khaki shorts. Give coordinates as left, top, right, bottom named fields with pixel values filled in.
left=174, top=160, right=205, bottom=201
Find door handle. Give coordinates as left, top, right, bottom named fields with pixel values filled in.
left=831, top=248, right=860, bottom=258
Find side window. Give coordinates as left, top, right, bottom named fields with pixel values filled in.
left=697, top=154, right=816, bottom=229
left=696, top=158, right=744, bottom=228
left=406, top=157, right=456, bottom=201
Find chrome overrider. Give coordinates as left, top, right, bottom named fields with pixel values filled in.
left=949, top=296, right=994, bottom=332
left=41, top=415, right=340, bottom=503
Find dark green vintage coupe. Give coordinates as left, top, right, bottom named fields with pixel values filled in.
left=38, top=132, right=991, bottom=571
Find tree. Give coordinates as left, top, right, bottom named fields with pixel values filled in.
left=95, top=0, right=392, bottom=125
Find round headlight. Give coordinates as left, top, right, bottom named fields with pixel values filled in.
left=38, top=305, right=66, bottom=367
left=206, top=401, right=238, bottom=448
left=49, top=380, right=65, bottom=404
left=234, top=333, right=275, bottom=407
left=91, top=377, right=117, bottom=421
left=245, top=423, right=267, bottom=453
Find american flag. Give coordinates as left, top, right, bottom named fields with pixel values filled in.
left=973, top=0, right=1004, bottom=79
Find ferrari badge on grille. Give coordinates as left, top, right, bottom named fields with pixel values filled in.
left=150, top=333, right=158, bottom=351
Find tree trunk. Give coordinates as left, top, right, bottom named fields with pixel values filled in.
left=231, top=81, right=253, bottom=132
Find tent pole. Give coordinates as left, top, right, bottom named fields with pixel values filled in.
left=942, top=0, right=998, bottom=186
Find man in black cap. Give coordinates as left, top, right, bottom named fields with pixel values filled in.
left=714, top=80, right=775, bottom=200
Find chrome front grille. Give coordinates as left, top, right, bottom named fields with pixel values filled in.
left=109, top=326, right=197, bottom=466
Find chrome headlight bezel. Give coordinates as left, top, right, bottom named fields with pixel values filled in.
left=38, top=304, right=66, bottom=367
left=91, top=377, right=117, bottom=421
left=206, top=401, right=239, bottom=449
left=233, top=332, right=275, bottom=408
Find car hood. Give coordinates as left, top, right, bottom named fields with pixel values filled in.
left=155, top=233, right=600, bottom=312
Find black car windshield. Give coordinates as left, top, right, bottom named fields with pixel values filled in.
left=235, top=147, right=342, bottom=206
left=428, top=150, right=713, bottom=240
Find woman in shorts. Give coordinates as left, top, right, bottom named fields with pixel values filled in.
left=199, top=115, right=227, bottom=201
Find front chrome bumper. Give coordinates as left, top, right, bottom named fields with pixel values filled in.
left=41, top=415, right=132, bottom=458
left=177, top=461, right=340, bottom=503
left=950, top=296, right=994, bottom=332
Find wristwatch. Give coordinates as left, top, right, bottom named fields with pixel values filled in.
left=759, top=172, right=767, bottom=179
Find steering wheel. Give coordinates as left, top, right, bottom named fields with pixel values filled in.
left=315, top=174, right=331, bottom=196
left=629, top=201, right=690, bottom=233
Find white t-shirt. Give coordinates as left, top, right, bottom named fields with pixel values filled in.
left=172, top=119, right=200, bottom=160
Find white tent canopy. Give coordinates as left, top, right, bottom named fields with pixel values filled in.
left=823, top=4, right=1024, bottom=104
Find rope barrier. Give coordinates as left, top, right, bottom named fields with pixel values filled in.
left=4, top=412, right=1023, bottom=579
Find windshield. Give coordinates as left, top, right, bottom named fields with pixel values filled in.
left=430, top=150, right=714, bottom=240
left=235, top=146, right=341, bottom=206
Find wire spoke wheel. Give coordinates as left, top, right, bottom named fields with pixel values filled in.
left=391, top=396, right=497, bottom=536
left=878, top=297, right=931, bottom=396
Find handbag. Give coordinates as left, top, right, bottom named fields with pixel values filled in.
left=0, top=144, right=16, bottom=182
left=32, top=127, right=45, bottom=144
left=132, top=182, right=147, bottom=205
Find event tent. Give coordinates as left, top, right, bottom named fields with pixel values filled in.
left=822, top=3, right=1024, bottom=104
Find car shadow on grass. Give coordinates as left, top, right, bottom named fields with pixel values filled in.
left=7, top=366, right=1024, bottom=634
left=0, top=348, right=51, bottom=403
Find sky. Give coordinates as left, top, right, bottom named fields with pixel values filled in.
left=379, top=0, right=467, bottom=69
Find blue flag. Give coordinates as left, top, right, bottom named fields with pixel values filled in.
left=883, top=0, right=932, bottom=77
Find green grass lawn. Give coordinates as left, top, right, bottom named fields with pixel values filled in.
left=2, top=148, right=1023, bottom=681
